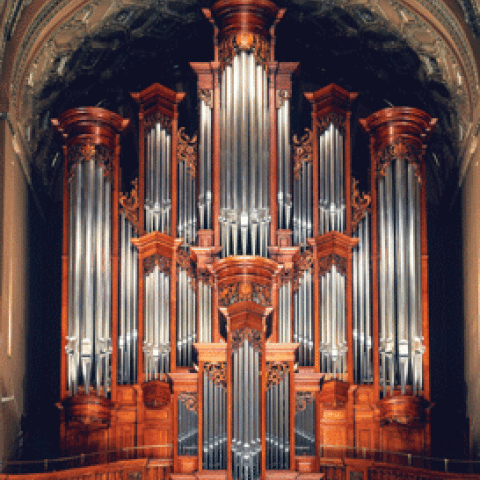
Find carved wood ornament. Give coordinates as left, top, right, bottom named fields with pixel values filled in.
left=351, top=177, right=371, bottom=234
left=178, top=392, right=198, bottom=413
left=266, top=362, right=290, bottom=389
left=144, top=255, right=172, bottom=276
left=218, top=281, right=271, bottom=307
left=177, top=127, right=198, bottom=179
left=231, top=328, right=263, bottom=353
left=295, top=391, right=315, bottom=413
left=293, top=128, right=313, bottom=180
left=205, top=362, right=227, bottom=388
left=145, top=111, right=172, bottom=133
left=219, top=32, right=270, bottom=66
left=119, top=178, right=140, bottom=233
left=318, top=254, right=347, bottom=277
left=376, top=137, right=423, bottom=182
left=67, top=141, right=114, bottom=181
left=317, top=112, right=346, bottom=136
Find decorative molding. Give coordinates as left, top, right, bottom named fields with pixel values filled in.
left=292, top=129, right=313, bottom=180
left=177, top=127, right=197, bottom=179
left=119, top=178, right=140, bottom=233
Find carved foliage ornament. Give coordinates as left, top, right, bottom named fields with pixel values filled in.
left=276, top=89, right=291, bottom=109
left=205, top=362, right=227, bottom=388
left=318, top=113, right=346, bottom=137
left=179, top=392, right=198, bottom=413
left=177, top=127, right=197, bottom=179
left=293, top=129, right=313, bottom=180
left=199, top=89, right=213, bottom=108
left=145, top=111, right=172, bottom=133
left=219, top=32, right=270, bottom=66
left=219, top=281, right=271, bottom=307
left=144, top=255, right=171, bottom=276
left=351, top=178, right=371, bottom=234
left=318, top=254, right=347, bottom=277
left=266, top=362, right=290, bottom=389
left=231, top=328, right=262, bottom=353
left=67, top=141, right=113, bottom=181
left=177, top=249, right=194, bottom=278
left=377, top=137, right=423, bottom=183
left=119, top=178, right=140, bottom=233
left=295, top=391, right=315, bottom=413
left=293, top=250, right=313, bottom=291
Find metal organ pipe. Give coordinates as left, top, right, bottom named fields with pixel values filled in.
left=278, top=99, right=292, bottom=230
left=118, top=213, right=138, bottom=384
left=378, top=161, right=423, bottom=396
left=67, top=157, right=112, bottom=396
left=220, top=52, right=270, bottom=257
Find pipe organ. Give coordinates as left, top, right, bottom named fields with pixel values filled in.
left=53, top=0, right=437, bottom=476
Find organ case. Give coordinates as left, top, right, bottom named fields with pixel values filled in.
left=53, top=0, right=437, bottom=476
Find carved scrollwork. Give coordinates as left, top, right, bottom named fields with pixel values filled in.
left=199, top=89, right=213, bottom=108
left=318, top=254, right=347, bottom=277
left=276, top=89, right=291, bottom=108
left=266, top=362, right=290, bottom=389
left=177, top=127, right=197, bottom=179
left=293, top=129, right=313, bottom=180
left=231, top=328, right=262, bottom=353
left=67, top=141, right=114, bottom=181
left=351, top=178, right=371, bottom=234
left=179, top=392, right=198, bottom=413
left=295, top=391, right=315, bottom=413
left=318, top=112, right=346, bottom=137
left=376, top=137, right=423, bottom=182
left=218, top=281, right=271, bottom=307
left=205, top=362, right=227, bottom=388
left=144, top=255, right=172, bottom=276
left=293, top=250, right=313, bottom=291
left=177, top=249, right=194, bottom=278
left=145, top=111, right=172, bottom=133
left=219, top=32, right=270, bottom=66
left=119, top=178, right=140, bottom=233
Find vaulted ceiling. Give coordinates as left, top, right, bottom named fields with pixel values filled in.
left=2, top=0, right=479, bottom=205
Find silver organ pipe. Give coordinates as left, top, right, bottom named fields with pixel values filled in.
left=177, top=267, right=196, bottom=367
left=378, top=160, right=423, bottom=396
left=320, top=266, right=347, bottom=379
left=232, top=340, right=261, bottom=480
left=203, top=371, right=227, bottom=469
left=198, top=96, right=212, bottom=230
left=294, top=270, right=313, bottom=366
left=278, top=280, right=292, bottom=343
left=220, top=52, right=270, bottom=257
left=319, top=123, right=345, bottom=235
left=352, top=213, right=372, bottom=384
left=118, top=212, right=138, bottom=384
left=294, top=396, right=315, bottom=456
left=67, top=158, right=112, bottom=396
left=145, top=121, right=172, bottom=235
left=144, top=264, right=170, bottom=381
left=178, top=396, right=198, bottom=456
left=266, top=370, right=290, bottom=470
left=277, top=98, right=292, bottom=230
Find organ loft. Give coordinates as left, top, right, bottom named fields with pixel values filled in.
left=51, top=0, right=437, bottom=478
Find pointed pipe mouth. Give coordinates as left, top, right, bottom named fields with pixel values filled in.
left=209, top=0, right=282, bottom=43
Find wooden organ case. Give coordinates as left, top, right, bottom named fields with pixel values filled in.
left=52, top=0, right=437, bottom=478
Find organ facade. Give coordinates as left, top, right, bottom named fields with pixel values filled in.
left=52, top=0, right=437, bottom=478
